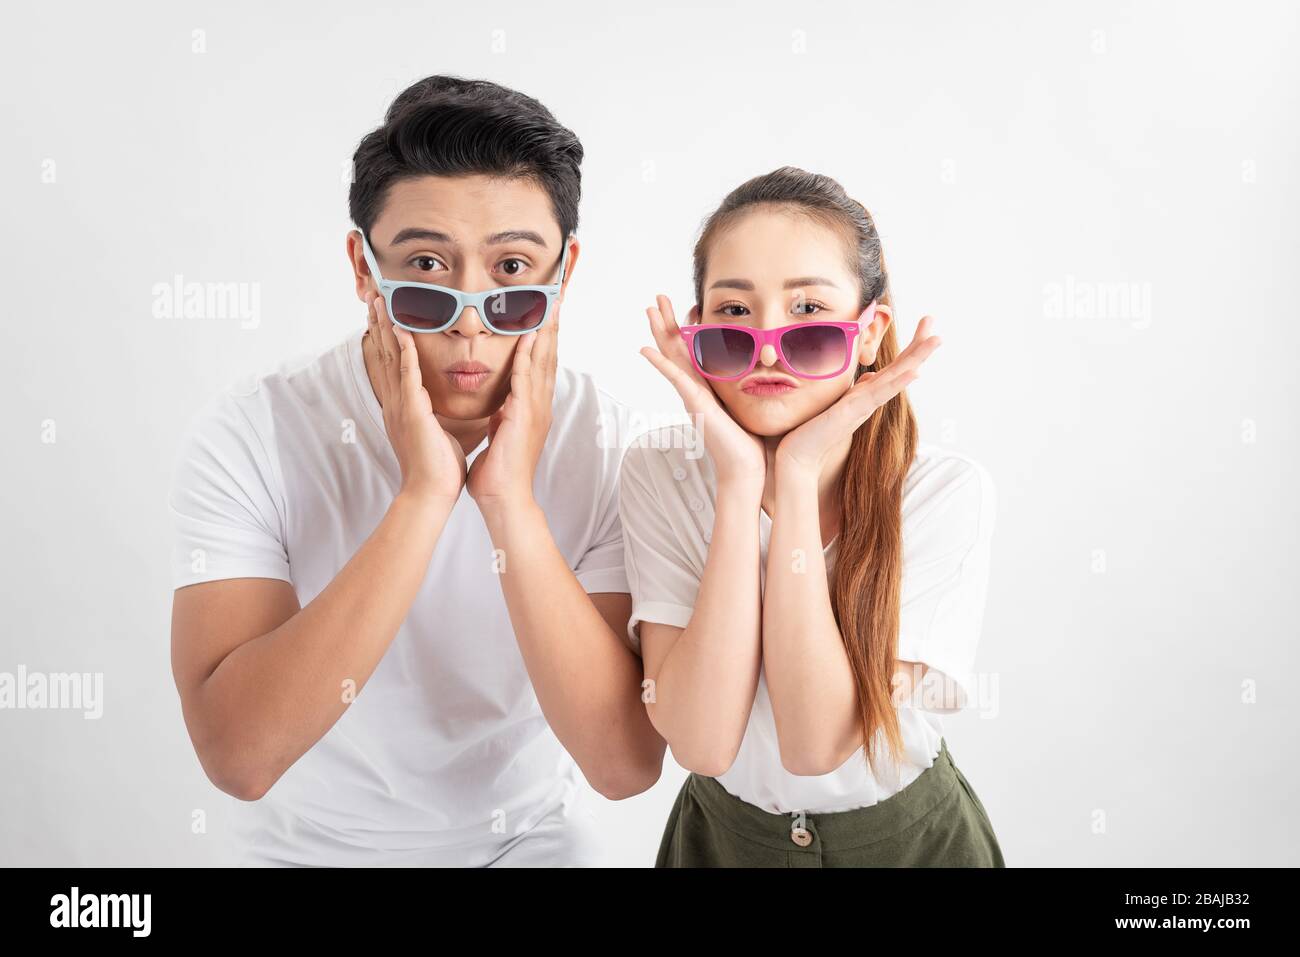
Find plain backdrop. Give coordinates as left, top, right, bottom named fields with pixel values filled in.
left=1, top=0, right=1297, bottom=866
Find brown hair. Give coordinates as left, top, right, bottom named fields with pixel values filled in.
left=691, top=166, right=917, bottom=775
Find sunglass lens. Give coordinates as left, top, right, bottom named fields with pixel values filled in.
left=391, top=287, right=459, bottom=331
left=781, top=324, right=851, bottom=376
left=485, top=290, right=548, bottom=333
left=693, top=327, right=756, bottom=378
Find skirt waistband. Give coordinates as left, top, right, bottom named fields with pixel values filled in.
left=685, top=737, right=960, bottom=852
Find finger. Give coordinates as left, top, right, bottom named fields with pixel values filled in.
left=878, top=324, right=942, bottom=383
left=373, top=296, right=404, bottom=401
left=640, top=345, right=706, bottom=406
left=393, top=323, right=429, bottom=413
left=537, top=305, right=559, bottom=386
left=656, top=294, right=683, bottom=335
left=511, top=330, right=537, bottom=403
left=366, top=295, right=389, bottom=409
left=645, top=303, right=672, bottom=353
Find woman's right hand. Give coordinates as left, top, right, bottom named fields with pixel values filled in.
left=368, top=294, right=467, bottom=504
left=641, top=294, right=766, bottom=490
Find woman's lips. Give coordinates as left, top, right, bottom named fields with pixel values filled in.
left=741, top=377, right=797, bottom=396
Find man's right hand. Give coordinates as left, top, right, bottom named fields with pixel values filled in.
left=368, top=294, right=467, bottom=503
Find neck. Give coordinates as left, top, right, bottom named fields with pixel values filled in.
left=361, top=328, right=489, bottom=457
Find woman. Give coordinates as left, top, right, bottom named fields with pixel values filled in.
left=619, top=166, right=1005, bottom=867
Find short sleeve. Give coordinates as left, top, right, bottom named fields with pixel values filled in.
left=896, top=457, right=997, bottom=714
left=572, top=474, right=631, bottom=597
left=168, top=394, right=293, bottom=589
left=617, top=444, right=702, bottom=655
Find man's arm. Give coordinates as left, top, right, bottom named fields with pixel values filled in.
left=480, top=500, right=665, bottom=800
left=172, top=491, right=455, bottom=801
left=172, top=300, right=467, bottom=801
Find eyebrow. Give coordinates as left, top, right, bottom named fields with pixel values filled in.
left=388, top=227, right=549, bottom=249
left=708, top=276, right=840, bottom=291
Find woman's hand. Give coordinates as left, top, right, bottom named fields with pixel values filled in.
left=369, top=294, right=467, bottom=504
left=640, top=294, right=766, bottom=490
left=467, top=308, right=558, bottom=511
left=776, top=315, right=942, bottom=478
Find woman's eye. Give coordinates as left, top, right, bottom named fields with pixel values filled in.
left=410, top=256, right=443, bottom=273
left=793, top=300, right=827, bottom=315
left=719, top=303, right=749, bottom=318
left=498, top=258, right=529, bottom=277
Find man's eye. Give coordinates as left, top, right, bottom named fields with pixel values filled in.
left=411, top=256, right=443, bottom=272
left=498, top=258, right=528, bottom=277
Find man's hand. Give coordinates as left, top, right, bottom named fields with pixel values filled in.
left=369, top=294, right=467, bottom=503
left=467, top=305, right=559, bottom=510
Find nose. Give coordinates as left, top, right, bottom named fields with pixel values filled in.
left=758, top=343, right=779, bottom=367
left=446, top=304, right=491, bottom=337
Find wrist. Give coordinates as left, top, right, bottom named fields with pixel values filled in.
left=391, top=487, right=458, bottom=523
left=476, top=490, right=541, bottom=528
left=716, top=472, right=765, bottom=502
left=773, top=451, right=821, bottom=487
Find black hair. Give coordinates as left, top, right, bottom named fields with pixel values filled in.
left=349, top=75, right=583, bottom=243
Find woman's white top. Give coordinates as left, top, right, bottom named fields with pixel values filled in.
left=617, top=425, right=997, bottom=815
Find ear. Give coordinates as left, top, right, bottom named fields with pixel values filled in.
left=856, top=301, right=893, bottom=367
left=687, top=304, right=701, bottom=325
left=347, top=229, right=374, bottom=303
left=557, top=235, right=580, bottom=302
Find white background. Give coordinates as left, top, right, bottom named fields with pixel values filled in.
left=1, top=0, right=1297, bottom=866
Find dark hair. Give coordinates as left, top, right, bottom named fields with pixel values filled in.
left=348, top=75, right=583, bottom=242
left=692, top=165, right=888, bottom=311
left=692, top=166, right=917, bottom=777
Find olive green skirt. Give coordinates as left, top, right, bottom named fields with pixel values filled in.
left=655, top=737, right=1005, bottom=867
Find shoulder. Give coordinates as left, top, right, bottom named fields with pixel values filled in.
left=550, top=365, right=638, bottom=449
left=619, top=422, right=711, bottom=488
left=902, top=442, right=997, bottom=548
left=175, top=338, right=351, bottom=473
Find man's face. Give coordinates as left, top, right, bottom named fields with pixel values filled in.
left=351, top=174, right=575, bottom=420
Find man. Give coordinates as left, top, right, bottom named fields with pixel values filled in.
left=168, top=75, right=664, bottom=866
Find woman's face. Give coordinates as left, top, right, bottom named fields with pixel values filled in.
left=695, top=207, right=891, bottom=437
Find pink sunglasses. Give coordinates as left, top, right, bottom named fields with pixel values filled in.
left=680, top=301, right=876, bottom=381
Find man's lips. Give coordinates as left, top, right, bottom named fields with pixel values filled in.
left=444, top=361, right=492, bottom=392
left=741, top=375, right=798, bottom=396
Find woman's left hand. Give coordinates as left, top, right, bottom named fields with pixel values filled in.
left=775, top=315, right=942, bottom=477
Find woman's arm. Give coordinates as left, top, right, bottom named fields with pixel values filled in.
left=632, top=294, right=769, bottom=776
left=761, top=459, right=865, bottom=775
left=638, top=476, right=764, bottom=777
left=763, top=316, right=942, bottom=775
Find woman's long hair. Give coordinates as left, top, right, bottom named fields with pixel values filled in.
left=692, top=166, right=917, bottom=775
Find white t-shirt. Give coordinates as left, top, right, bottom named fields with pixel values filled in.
left=618, top=425, right=997, bottom=815
left=168, top=329, right=635, bottom=866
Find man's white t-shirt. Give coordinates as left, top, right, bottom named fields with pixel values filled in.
left=618, top=425, right=997, bottom=815
left=168, top=330, right=635, bottom=866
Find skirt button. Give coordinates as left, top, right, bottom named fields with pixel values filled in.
left=790, top=825, right=813, bottom=847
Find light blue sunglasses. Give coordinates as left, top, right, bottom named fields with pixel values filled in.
left=359, top=228, right=570, bottom=335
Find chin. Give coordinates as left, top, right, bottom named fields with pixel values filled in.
left=429, top=375, right=511, bottom=420
left=725, top=400, right=807, bottom=438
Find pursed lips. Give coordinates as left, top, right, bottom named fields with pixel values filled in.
left=740, top=374, right=798, bottom=396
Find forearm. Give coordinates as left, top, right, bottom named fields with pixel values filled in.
left=650, top=483, right=764, bottom=773
left=763, top=464, right=862, bottom=773
left=480, top=497, right=663, bottom=796
left=195, top=492, right=455, bottom=793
